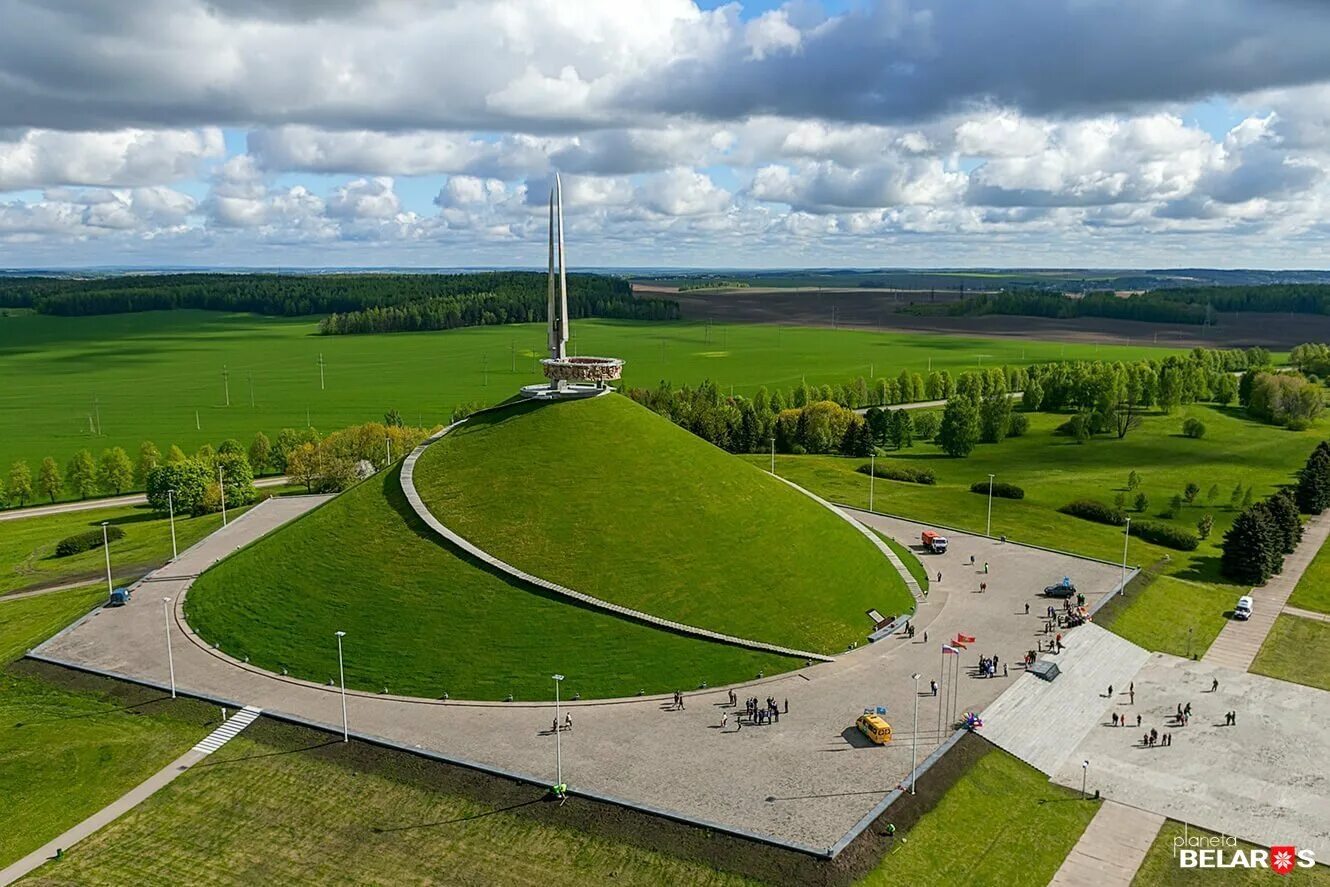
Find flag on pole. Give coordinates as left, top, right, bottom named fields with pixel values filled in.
left=942, top=644, right=960, bottom=655
left=957, top=633, right=976, bottom=644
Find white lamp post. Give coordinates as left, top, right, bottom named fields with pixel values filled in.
left=101, top=521, right=113, bottom=594
left=552, top=673, right=565, bottom=787
left=869, top=453, right=876, bottom=512
left=166, top=488, right=178, bottom=561
left=163, top=597, right=176, bottom=698
left=218, top=465, right=227, bottom=526
left=335, top=630, right=348, bottom=742
left=769, top=438, right=776, bottom=475
left=911, top=672, right=921, bottom=794
left=1120, top=517, right=1131, bottom=595
left=1081, top=759, right=1090, bottom=799
left=986, top=473, right=996, bottom=537
left=385, top=436, right=392, bottom=466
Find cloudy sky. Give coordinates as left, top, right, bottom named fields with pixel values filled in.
left=2, top=0, right=1330, bottom=268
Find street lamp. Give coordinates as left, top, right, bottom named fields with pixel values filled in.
left=1120, top=517, right=1131, bottom=595
left=769, top=438, right=776, bottom=475
left=335, top=631, right=348, bottom=742
left=1081, top=760, right=1090, bottom=799
left=869, top=452, right=876, bottom=512
left=218, top=465, right=228, bottom=526
left=986, top=473, right=996, bottom=537
left=385, top=436, right=393, bottom=466
left=100, top=522, right=113, bottom=595
left=552, top=674, right=565, bottom=788
left=166, top=488, right=178, bottom=561
left=910, top=672, right=921, bottom=794
left=163, top=597, right=176, bottom=698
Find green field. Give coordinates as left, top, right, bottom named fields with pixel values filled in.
left=749, top=404, right=1327, bottom=656
left=0, top=586, right=212, bottom=869
left=1, top=504, right=247, bottom=597
left=1251, top=614, right=1330, bottom=692
left=1134, top=821, right=1330, bottom=885
left=19, top=717, right=756, bottom=887
left=862, top=744, right=1099, bottom=886
left=188, top=467, right=800, bottom=700
left=1288, top=532, right=1330, bottom=615
left=0, top=309, right=1184, bottom=496
left=414, top=395, right=913, bottom=654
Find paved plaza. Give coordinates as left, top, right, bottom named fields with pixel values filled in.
left=31, top=497, right=1126, bottom=853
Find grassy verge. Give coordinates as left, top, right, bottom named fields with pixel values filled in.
left=860, top=742, right=1099, bottom=886
left=0, top=587, right=213, bottom=869
left=1096, top=573, right=1235, bottom=659
left=414, top=395, right=913, bottom=654
left=875, top=531, right=929, bottom=592
left=19, top=718, right=762, bottom=887
left=188, top=468, right=800, bottom=701
left=0, top=503, right=248, bottom=597
left=1288, top=530, right=1330, bottom=615
left=1133, top=821, right=1330, bottom=885
left=1251, top=614, right=1330, bottom=692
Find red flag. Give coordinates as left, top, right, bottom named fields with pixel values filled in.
left=957, top=633, right=976, bottom=644
left=951, top=637, right=968, bottom=649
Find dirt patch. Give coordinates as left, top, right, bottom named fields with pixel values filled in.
left=666, top=288, right=1321, bottom=349
left=14, top=659, right=999, bottom=886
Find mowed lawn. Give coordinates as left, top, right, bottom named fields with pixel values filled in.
left=187, top=467, right=800, bottom=701
left=19, top=719, right=757, bottom=887
left=747, top=404, right=1327, bottom=657
left=1251, top=614, right=1330, bottom=692
left=0, top=586, right=211, bottom=869
left=414, top=395, right=914, bottom=654
left=1287, top=531, right=1330, bottom=615
left=1133, top=821, right=1330, bottom=885
left=861, top=745, right=1099, bottom=886
left=0, top=504, right=245, bottom=597
left=0, top=308, right=1183, bottom=494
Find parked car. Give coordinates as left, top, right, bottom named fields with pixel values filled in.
left=1234, top=596, right=1253, bottom=620
left=1043, top=577, right=1077, bottom=598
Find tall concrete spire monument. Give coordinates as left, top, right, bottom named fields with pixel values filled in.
left=521, top=174, right=624, bottom=400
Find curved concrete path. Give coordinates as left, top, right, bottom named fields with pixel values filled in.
left=399, top=412, right=910, bottom=662
left=30, top=498, right=1125, bottom=854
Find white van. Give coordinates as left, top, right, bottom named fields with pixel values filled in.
left=1234, top=596, right=1253, bottom=620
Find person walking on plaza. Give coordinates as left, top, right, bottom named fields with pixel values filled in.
left=783, top=698, right=788, bottom=714
left=721, top=711, right=728, bottom=730
left=1136, top=713, right=1142, bottom=728
left=930, top=679, right=938, bottom=696
left=1025, top=602, right=1030, bottom=615
left=1211, top=678, right=1219, bottom=693
left=983, top=561, right=989, bottom=574
left=565, top=712, right=573, bottom=731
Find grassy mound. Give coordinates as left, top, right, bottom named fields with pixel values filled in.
left=187, top=469, right=800, bottom=700
left=413, top=395, right=912, bottom=654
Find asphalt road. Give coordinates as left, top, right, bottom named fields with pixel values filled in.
left=0, top=476, right=291, bottom=523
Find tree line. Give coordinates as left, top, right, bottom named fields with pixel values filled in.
left=910, top=284, right=1330, bottom=325
left=1, top=415, right=431, bottom=511
left=0, top=272, right=679, bottom=330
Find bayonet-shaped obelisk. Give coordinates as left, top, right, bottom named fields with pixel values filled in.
left=547, top=174, right=569, bottom=360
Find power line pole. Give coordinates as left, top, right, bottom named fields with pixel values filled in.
left=222, top=365, right=231, bottom=407
left=249, top=374, right=255, bottom=408
left=318, top=353, right=326, bottom=391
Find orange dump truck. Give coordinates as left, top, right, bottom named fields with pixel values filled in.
left=921, top=529, right=948, bottom=554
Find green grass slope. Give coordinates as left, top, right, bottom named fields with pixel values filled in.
left=187, top=469, right=799, bottom=701
left=413, top=395, right=912, bottom=654
left=0, top=586, right=211, bottom=868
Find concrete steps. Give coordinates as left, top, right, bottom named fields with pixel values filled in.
left=978, top=624, right=1152, bottom=776
left=191, top=705, right=262, bottom=756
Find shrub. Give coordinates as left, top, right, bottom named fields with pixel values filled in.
left=858, top=462, right=935, bottom=485
left=1182, top=417, right=1207, bottom=438
left=970, top=480, right=1025, bottom=499
left=55, top=525, right=125, bottom=557
left=1134, top=492, right=1150, bottom=513
left=1130, top=519, right=1200, bottom=551
left=1058, top=500, right=1126, bottom=526
left=1007, top=413, right=1030, bottom=437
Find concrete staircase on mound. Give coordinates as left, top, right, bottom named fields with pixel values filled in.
left=191, top=705, right=262, bottom=756
left=978, top=624, right=1152, bottom=776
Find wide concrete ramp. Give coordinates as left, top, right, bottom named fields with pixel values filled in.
left=978, top=624, right=1151, bottom=775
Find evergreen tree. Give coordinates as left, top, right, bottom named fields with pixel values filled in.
left=1296, top=445, right=1330, bottom=514
left=938, top=395, right=980, bottom=458
left=1265, top=490, right=1303, bottom=554
left=1127, top=470, right=1141, bottom=491
left=1221, top=504, right=1278, bottom=585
